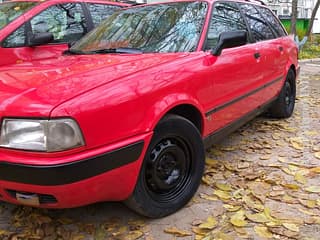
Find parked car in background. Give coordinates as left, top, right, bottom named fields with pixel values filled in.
left=0, top=0, right=129, bottom=66
left=0, top=0, right=299, bottom=218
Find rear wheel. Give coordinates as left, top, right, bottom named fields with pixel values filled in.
left=269, top=69, right=296, bottom=118
left=125, top=114, right=205, bottom=218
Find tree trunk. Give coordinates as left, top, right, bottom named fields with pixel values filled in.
left=306, top=0, right=320, bottom=38
left=290, top=0, right=298, bottom=35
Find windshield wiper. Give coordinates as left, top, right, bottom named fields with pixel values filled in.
left=63, top=49, right=86, bottom=55
left=89, top=47, right=143, bottom=54
left=64, top=47, right=143, bottom=55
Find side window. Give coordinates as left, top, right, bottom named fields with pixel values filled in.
left=239, top=3, right=275, bottom=42
left=30, top=3, right=87, bottom=43
left=87, top=4, right=121, bottom=27
left=256, top=6, right=286, bottom=37
left=205, top=2, right=247, bottom=50
left=2, top=24, right=26, bottom=47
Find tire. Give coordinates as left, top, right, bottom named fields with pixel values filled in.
left=269, top=69, right=296, bottom=118
left=124, top=114, right=205, bottom=218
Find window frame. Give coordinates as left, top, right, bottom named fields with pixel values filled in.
left=237, top=2, right=278, bottom=42
left=202, top=0, right=250, bottom=51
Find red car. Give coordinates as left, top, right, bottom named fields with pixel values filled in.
left=0, top=0, right=298, bottom=217
left=0, top=0, right=129, bottom=66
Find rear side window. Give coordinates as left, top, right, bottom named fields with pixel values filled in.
left=205, top=2, right=247, bottom=50
left=239, top=3, right=275, bottom=42
left=256, top=6, right=286, bottom=37
left=87, top=4, right=122, bottom=27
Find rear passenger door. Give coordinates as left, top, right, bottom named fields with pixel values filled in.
left=204, top=2, right=264, bottom=132
left=239, top=3, right=286, bottom=95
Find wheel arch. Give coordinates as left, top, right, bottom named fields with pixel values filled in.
left=145, top=95, right=205, bottom=137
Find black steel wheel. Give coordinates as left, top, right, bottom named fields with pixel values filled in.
left=125, top=114, right=205, bottom=218
left=269, top=69, right=296, bottom=118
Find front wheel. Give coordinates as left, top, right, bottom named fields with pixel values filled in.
left=124, top=114, right=205, bottom=218
left=268, top=69, right=296, bottom=118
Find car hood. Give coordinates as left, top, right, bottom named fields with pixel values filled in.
left=0, top=53, right=188, bottom=116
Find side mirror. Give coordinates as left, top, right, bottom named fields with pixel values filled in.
left=27, top=32, right=54, bottom=47
left=211, top=31, right=247, bottom=56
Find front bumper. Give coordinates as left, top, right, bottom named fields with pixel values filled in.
left=0, top=132, right=152, bottom=208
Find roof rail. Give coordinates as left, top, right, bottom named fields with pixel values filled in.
left=244, top=0, right=266, bottom=5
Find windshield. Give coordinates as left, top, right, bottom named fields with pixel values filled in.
left=71, top=2, right=208, bottom=53
left=0, top=2, right=37, bottom=30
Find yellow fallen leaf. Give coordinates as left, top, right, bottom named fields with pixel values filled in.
left=282, top=223, right=300, bottom=232
left=254, top=226, right=273, bottom=238
left=230, top=210, right=248, bottom=227
left=164, top=227, right=192, bottom=237
left=281, top=183, right=300, bottom=190
left=243, top=195, right=264, bottom=211
left=294, top=171, right=307, bottom=184
left=213, top=189, right=231, bottom=200
left=260, top=155, right=271, bottom=160
left=305, top=186, right=320, bottom=193
left=310, top=167, right=320, bottom=173
left=192, top=226, right=209, bottom=236
left=215, top=182, right=232, bottom=191
left=198, top=216, right=218, bottom=230
left=315, top=152, right=320, bottom=159
left=124, top=231, right=144, bottom=240
left=290, top=137, right=304, bottom=150
left=299, top=199, right=316, bottom=208
left=223, top=204, right=242, bottom=212
left=246, top=212, right=270, bottom=223
left=213, top=231, right=234, bottom=240
left=199, top=193, right=218, bottom=201
left=205, top=157, right=219, bottom=167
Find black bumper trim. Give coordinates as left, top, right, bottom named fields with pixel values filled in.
left=0, top=141, right=144, bottom=186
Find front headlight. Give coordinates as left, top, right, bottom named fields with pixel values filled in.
left=0, top=118, right=85, bottom=152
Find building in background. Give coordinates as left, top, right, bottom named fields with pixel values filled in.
left=265, top=0, right=319, bottom=34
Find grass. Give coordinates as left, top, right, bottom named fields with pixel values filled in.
left=299, top=34, right=320, bottom=59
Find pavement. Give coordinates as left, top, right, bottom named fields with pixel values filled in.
left=0, top=60, right=319, bottom=240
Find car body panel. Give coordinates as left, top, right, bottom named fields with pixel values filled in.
left=0, top=0, right=299, bottom=208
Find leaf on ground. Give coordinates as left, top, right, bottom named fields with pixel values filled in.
left=294, top=171, right=307, bottom=184
left=223, top=204, right=242, bottom=212
left=124, top=231, right=144, bottom=240
left=281, top=183, right=300, bottom=190
left=305, top=186, right=320, bottom=193
left=205, top=157, right=219, bottom=167
left=299, top=199, right=317, bottom=208
left=315, top=152, right=320, bottom=159
left=215, top=182, right=232, bottom=191
left=164, top=227, right=192, bottom=237
left=289, top=137, right=304, bottom=150
left=246, top=212, right=270, bottom=223
left=243, top=195, right=264, bottom=212
left=230, top=210, right=248, bottom=227
left=282, top=223, right=300, bottom=232
left=199, top=193, right=218, bottom=201
left=214, top=189, right=231, bottom=200
left=198, top=216, right=218, bottom=230
left=254, top=226, right=273, bottom=238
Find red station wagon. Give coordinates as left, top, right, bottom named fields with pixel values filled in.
left=0, top=0, right=299, bottom=218
left=0, top=0, right=129, bottom=66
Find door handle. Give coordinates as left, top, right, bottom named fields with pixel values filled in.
left=254, top=52, right=261, bottom=59
left=279, top=46, right=284, bottom=52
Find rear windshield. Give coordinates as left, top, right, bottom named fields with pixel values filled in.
left=0, top=2, right=38, bottom=30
